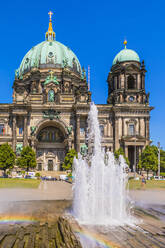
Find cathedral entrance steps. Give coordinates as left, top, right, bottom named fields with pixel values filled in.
left=37, top=170, right=67, bottom=179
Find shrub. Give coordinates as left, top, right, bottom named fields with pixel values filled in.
left=62, top=149, right=78, bottom=171
left=35, top=172, right=41, bottom=178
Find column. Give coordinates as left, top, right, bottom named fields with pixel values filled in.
left=125, top=145, right=128, bottom=158
left=138, top=117, right=141, bottom=135
left=12, top=115, right=16, bottom=152
left=114, top=76, right=117, bottom=89
left=31, top=138, right=36, bottom=152
left=114, top=117, right=119, bottom=151
left=122, top=117, right=124, bottom=137
left=146, top=117, right=150, bottom=140
left=111, top=120, right=113, bottom=138
left=137, top=74, right=141, bottom=89
left=107, top=122, right=110, bottom=137
left=23, top=115, right=28, bottom=147
left=76, top=115, right=80, bottom=152
left=139, top=146, right=143, bottom=156
left=104, top=124, right=107, bottom=137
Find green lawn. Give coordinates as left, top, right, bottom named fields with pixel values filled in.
left=128, top=179, right=165, bottom=190
left=0, top=178, right=40, bottom=188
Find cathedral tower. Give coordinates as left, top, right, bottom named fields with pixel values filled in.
left=107, top=41, right=153, bottom=170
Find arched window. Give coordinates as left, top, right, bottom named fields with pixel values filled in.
left=37, top=127, right=64, bottom=143
left=127, top=75, right=135, bottom=89
left=128, top=124, right=135, bottom=136
left=48, top=89, right=55, bottom=102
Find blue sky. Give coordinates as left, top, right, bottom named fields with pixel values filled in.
left=0, top=0, right=165, bottom=149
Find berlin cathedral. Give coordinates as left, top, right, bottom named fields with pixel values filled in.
left=0, top=12, right=153, bottom=171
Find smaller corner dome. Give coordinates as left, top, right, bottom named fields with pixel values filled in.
left=112, top=46, right=140, bottom=66
left=18, top=40, right=82, bottom=75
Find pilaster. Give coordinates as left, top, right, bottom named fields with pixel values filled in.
left=122, top=117, right=124, bottom=136
left=138, top=117, right=141, bottom=135
left=23, top=115, right=28, bottom=147
left=12, top=115, right=16, bottom=152
left=114, top=116, right=119, bottom=151
left=76, top=114, right=80, bottom=152
left=146, top=117, right=150, bottom=140
left=125, top=145, right=128, bottom=158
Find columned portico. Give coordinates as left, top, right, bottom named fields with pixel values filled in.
left=122, top=137, right=147, bottom=171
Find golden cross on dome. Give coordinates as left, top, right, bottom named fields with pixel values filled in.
left=49, top=70, right=54, bottom=79
left=48, top=11, right=53, bottom=20
left=46, top=12, right=55, bottom=41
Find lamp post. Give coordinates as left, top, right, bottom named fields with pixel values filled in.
left=157, top=142, right=160, bottom=178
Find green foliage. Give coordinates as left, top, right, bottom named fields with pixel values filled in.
left=0, top=178, right=40, bottom=188
left=35, top=172, right=41, bottom=178
left=67, top=172, right=72, bottom=178
left=114, top=148, right=130, bottom=166
left=0, top=143, right=16, bottom=172
left=128, top=179, right=165, bottom=190
left=160, top=149, right=165, bottom=172
left=160, top=172, right=165, bottom=177
left=21, top=170, right=26, bottom=175
left=17, top=146, right=36, bottom=172
left=62, top=149, right=78, bottom=171
left=138, top=145, right=158, bottom=173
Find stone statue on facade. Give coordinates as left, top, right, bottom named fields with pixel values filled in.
left=80, top=144, right=88, bottom=157
left=67, top=126, right=72, bottom=135
left=48, top=90, right=55, bottom=102
left=30, top=126, right=36, bottom=136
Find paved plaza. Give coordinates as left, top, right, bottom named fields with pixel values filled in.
left=0, top=182, right=165, bottom=247
left=0, top=181, right=72, bottom=203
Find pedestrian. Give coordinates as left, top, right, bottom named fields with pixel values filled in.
left=141, top=175, right=146, bottom=189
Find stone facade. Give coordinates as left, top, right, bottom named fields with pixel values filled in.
left=0, top=19, right=153, bottom=171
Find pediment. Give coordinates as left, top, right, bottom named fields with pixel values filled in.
left=125, top=64, right=140, bottom=72
left=45, top=81, right=59, bottom=88
left=112, top=64, right=124, bottom=72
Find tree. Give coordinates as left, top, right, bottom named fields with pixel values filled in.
left=114, top=148, right=130, bottom=166
left=62, top=149, right=78, bottom=171
left=138, top=145, right=158, bottom=178
left=17, top=146, right=36, bottom=172
left=160, top=149, right=165, bottom=172
left=0, top=143, right=16, bottom=173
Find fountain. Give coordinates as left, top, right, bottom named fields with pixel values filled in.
left=72, top=103, right=134, bottom=226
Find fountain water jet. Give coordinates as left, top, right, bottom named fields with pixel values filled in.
left=72, top=103, right=134, bottom=226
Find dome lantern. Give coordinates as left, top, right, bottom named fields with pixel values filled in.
left=45, top=11, right=55, bottom=41
left=112, top=40, right=140, bottom=66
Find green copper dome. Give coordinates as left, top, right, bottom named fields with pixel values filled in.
left=112, top=46, right=140, bottom=65
left=18, top=40, right=81, bottom=76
